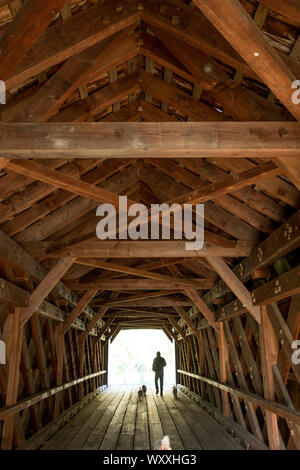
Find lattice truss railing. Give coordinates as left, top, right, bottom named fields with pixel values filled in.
left=177, top=298, right=300, bottom=450
left=0, top=310, right=106, bottom=448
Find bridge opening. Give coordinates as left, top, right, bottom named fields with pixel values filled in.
left=107, top=329, right=176, bottom=386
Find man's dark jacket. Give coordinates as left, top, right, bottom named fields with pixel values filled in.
left=152, top=356, right=167, bottom=375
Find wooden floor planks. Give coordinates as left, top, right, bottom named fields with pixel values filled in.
left=42, top=386, right=244, bottom=450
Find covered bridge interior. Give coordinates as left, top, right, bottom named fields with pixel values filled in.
left=0, top=0, right=300, bottom=451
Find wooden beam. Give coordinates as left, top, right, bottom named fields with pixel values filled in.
left=162, top=321, right=177, bottom=343
left=193, top=0, right=300, bottom=189
left=259, top=0, right=300, bottom=23
left=223, top=320, right=263, bottom=439
left=218, top=323, right=230, bottom=416
left=259, top=305, right=281, bottom=450
left=13, top=29, right=132, bottom=122
left=140, top=162, right=260, bottom=243
left=109, top=325, right=123, bottom=343
left=169, top=161, right=279, bottom=207
left=204, top=210, right=300, bottom=306
left=215, top=266, right=300, bottom=321
left=80, top=306, right=109, bottom=342
left=12, top=161, right=135, bottom=245
left=162, top=325, right=173, bottom=343
left=114, top=310, right=174, bottom=318
left=49, top=241, right=253, bottom=259
left=152, top=26, right=288, bottom=122
left=140, top=31, right=194, bottom=85
left=206, top=256, right=261, bottom=323
left=184, top=288, right=219, bottom=331
left=0, top=370, right=106, bottom=421
left=168, top=260, right=216, bottom=334
left=5, top=0, right=142, bottom=90
left=66, top=278, right=214, bottom=291
left=49, top=71, right=139, bottom=122
left=139, top=69, right=227, bottom=122
left=148, top=158, right=275, bottom=236
left=278, top=295, right=300, bottom=383
left=1, top=308, right=23, bottom=450
left=99, top=290, right=179, bottom=306
left=75, top=258, right=215, bottom=290
left=140, top=100, right=178, bottom=122
left=95, top=315, right=117, bottom=344
left=177, top=369, right=300, bottom=426
left=2, top=160, right=102, bottom=237
left=144, top=0, right=300, bottom=83
left=1, top=122, right=300, bottom=159
left=252, top=266, right=300, bottom=306
left=0, top=277, right=29, bottom=307
left=53, top=324, right=64, bottom=418
left=6, top=160, right=135, bottom=207
left=0, top=0, right=67, bottom=81
left=63, top=289, right=98, bottom=334
left=20, top=257, right=74, bottom=325
left=174, top=306, right=198, bottom=336
left=102, top=100, right=141, bottom=123
left=269, top=303, right=300, bottom=385
left=109, top=325, right=121, bottom=344
left=97, top=298, right=193, bottom=308
left=0, top=158, right=9, bottom=172
left=167, top=316, right=188, bottom=343
left=0, top=228, right=97, bottom=323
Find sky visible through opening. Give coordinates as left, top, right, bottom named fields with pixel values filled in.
left=108, top=329, right=176, bottom=386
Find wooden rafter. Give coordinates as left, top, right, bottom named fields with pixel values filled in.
left=5, top=160, right=135, bottom=207
left=5, top=0, right=142, bottom=90
left=193, top=0, right=300, bottom=190
left=13, top=29, right=133, bottom=122
left=0, top=0, right=68, bottom=80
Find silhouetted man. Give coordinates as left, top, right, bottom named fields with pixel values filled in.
left=152, top=351, right=166, bottom=396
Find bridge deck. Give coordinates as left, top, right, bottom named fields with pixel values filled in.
left=42, top=386, right=244, bottom=450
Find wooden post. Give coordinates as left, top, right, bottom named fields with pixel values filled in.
left=78, top=335, right=85, bottom=399
left=259, top=305, right=281, bottom=450
left=53, top=323, right=64, bottom=419
left=198, top=331, right=205, bottom=399
left=91, top=337, right=97, bottom=392
left=1, top=308, right=23, bottom=450
left=219, top=322, right=230, bottom=416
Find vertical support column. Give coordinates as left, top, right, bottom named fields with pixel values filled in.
left=198, top=331, right=205, bottom=399
left=259, top=305, right=281, bottom=450
left=1, top=308, right=23, bottom=450
left=91, top=337, right=97, bottom=392
left=104, top=341, right=109, bottom=387
left=178, top=341, right=183, bottom=387
left=78, top=335, right=85, bottom=399
left=99, top=342, right=103, bottom=386
left=219, top=322, right=230, bottom=416
left=53, top=323, right=64, bottom=419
